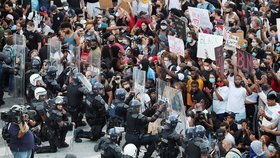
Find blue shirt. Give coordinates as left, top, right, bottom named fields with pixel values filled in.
left=147, top=67, right=155, bottom=82
left=197, top=2, right=215, bottom=13
left=8, top=123, right=35, bottom=152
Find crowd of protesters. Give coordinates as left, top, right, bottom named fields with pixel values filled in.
left=1, top=0, right=280, bottom=157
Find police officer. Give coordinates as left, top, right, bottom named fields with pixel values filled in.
left=123, top=144, right=138, bottom=158
left=108, top=88, right=129, bottom=130
left=125, top=100, right=166, bottom=158
left=184, top=125, right=210, bottom=158
left=36, top=97, right=73, bottom=153
left=66, top=72, right=88, bottom=127
left=158, top=115, right=181, bottom=158
left=31, top=87, right=50, bottom=125
left=26, top=73, right=46, bottom=103
left=183, top=127, right=198, bottom=158
left=75, top=82, right=107, bottom=142
left=94, top=127, right=123, bottom=158
left=25, top=56, right=41, bottom=90
left=44, top=66, right=61, bottom=98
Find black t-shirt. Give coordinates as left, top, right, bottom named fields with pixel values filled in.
left=269, top=4, right=280, bottom=25
left=67, top=0, right=80, bottom=9
left=52, top=12, right=64, bottom=33
left=3, top=11, right=20, bottom=22
left=187, top=42, right=198, bottom=63
left=24, top=31, right=41, bottom=51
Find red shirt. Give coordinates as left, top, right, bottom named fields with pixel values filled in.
left=135, top=18, right=151, bottom=28
left=81, top=51, right=90, bottom=62
left=271, top=79, right=280, bottom=92
left=128, top=13, right=135, bottom=33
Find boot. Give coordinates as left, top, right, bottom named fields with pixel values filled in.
left=58, top=142, right=69, bottom=148
left=74, top=128, right=83, bottom=143
left=35, top=146, right=57, bottom=153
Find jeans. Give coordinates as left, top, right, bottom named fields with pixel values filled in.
left=11, top=150, right=32, bottom=158
left=86, top=2, right=100, bottom=18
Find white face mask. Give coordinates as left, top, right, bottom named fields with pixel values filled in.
left=64, top=6, right=69, bottom=10
left=251, top=42, right=257, bottom=47
left=250, top=23, right=253, bottom=28
left=161, top=25, right=167, bottom=30
left=204, top=66, right=210, bottom=71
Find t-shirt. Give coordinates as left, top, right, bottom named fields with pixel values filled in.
left=225, top=148, right=242, bottom=158
left=262, top=103, right=280, bottom=127
left=274, top=118, right=280, bottom=145
left=24, top=31, right=42, bottom=51
left=213, top=86, right=229, bottom=114
left=226, top=76, right=247, bottom=114
left=8, top=123, right=35, bottom=152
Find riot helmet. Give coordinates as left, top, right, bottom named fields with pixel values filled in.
left=129, top=100, right=141, bottom=108
left=108, top=127, right=120, bottom=142
left=115, top=88, right=127, bottom=101
left=185, top=127, right=196, bottom=140
left=93, top=82, right=104, bottom=94
left=195, top=125, right=206, bottom=138
left=29, top=74, right=43, bottom=86
left=31, top=56, right=41, bottom=71
left=47, top=66, right=58, bottom=78
left=54, top=96, right=65, bottom=105
left=166, top=115, right=179, bottom=128
left=123, top=144, right=137, bottom=158
left=34, top=87, right=47, bottom=100
left=72, top=72, right=82, bottom=84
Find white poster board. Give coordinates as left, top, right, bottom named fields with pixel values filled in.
left=197, top=33, right=223, bottom=60
left=224, top=34, right=239, bottom=51
left=277, top=19, right=280, bottom=42
left=168, top=35, right=185, bottom=56
left=188, top=7, right=213, bottom=29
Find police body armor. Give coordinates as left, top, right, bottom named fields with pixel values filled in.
left=85, top=93, right=106, bottom=123
left=44, top=76, right=61, bottom=98
left=194, top=137, right=210, bottom=156
left=158, top=126, right=180, bottom=158
left=101, top=143, right=122, bottom=158
left=108, top=99, right=129, bottom=129
left=66, top=83, right=84, bottom=112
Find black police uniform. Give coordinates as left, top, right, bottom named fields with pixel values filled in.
left=94, top=137, right=122, bottom=158
left=158, top=125, right=181, bottom=158
left=107, top=99, right=129, bottom=130
left=125, top=108, right=162, bottom=158
left=44, top=76, right=61, bottom=98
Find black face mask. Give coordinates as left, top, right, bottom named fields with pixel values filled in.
left=124, top=88, right=130, bottom=92
left=109, top=40, right=114, bottom=44
left=91, top=46, right=97, bottom=50
left=229, top=22, right=234, bottom=27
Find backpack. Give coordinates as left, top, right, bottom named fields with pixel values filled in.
left=2, top=45, right=14, bottom=64
left=2, top=123, right=11, bottom=143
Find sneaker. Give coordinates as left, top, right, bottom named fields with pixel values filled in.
left=58, top=142, right=69, bottom=148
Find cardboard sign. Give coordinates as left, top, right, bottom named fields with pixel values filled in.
left=99, top=0, right=113, bottom=9
left=215, top=45, right=224, bottom=74
left=277, top=19, right=280, bottom=42
left=171, top=16, right=187, bottom=40
left=197, top=33, right=223, bottom=60
left=224, top=34, right=239, bottom=51
left=168, top=35, right=185, bottom=56
left=188, top=7, right=212, bottom=29
left=119, top=0, right=132, bottom=13
left=230, top=32, right=244, bottom=47
left=237, top=49, right=253, bottom=72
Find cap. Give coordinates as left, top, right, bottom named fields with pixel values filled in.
left=161, top=20, right=167, bottom=25
left=267, top=94, right=277, bottom=100
left=50, top=5, right=58, bottom=12
left=139, top=11, right=147, bottom=15
left=62, top=1, right=69, bottom=6
left=216, top=128, right=225, bottom=140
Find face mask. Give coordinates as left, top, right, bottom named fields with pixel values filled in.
left=265, top=51, right=271, bottom=54
left=161, top=25, right=167, bottom=30
left=224, top=64, right=229, bottom=70
left=209, top=78, right=215, bottom=83
left=216, top=81, right=224, bottom=87
left=27, top=28, right=32, bottom=32
left=186, top=37, right=192, bottom=43
left=143, top=50, right=148, bottom=55
left=252, top=52, right=257, bottom=57
left=64, top=6, right=69, bottom=10
left=250, top=23, right=253, bottom=28
left=52, top=12, right=56, bottom=15
left=109, top=40, right=114, bottom=44
left=251, top=42, right=257, bottom=47
left=91, top=46, right=97, bottom=50
left=268, top=145, right=274, bottom=152
left=242, top=44, right=247, bottom=49
left=228, top=22, right=234, bottom=27
left=228, top=69, right=234, bottom=74
left=125, top=87, right=130, bottom=92
left=139, top=64, right=143, bottom=69
left=223, top=52, right=227, bottom=58
left=204, top=66, right=210, bottom=71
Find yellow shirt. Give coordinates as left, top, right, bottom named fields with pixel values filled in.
left=187, top=78, right=204, bottom=106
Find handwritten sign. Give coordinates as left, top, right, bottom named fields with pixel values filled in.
left=224, top=34, right=239, bottom=51
left=197, top=33, right=223, bottom=60
left=119, top=0, right=131, bottom=13
left=230, top=32, right=244, bottom=47
left=99, top=0, right=113, bottom=9
left=237, top=49, right=253, bottom=72
left=171, top=16, right=187, bottom=40
left=188, top=7, right=212, bottom=29
left=215, top=45, right=224, bottom=74
left=168, top=35, right=185, bottom=56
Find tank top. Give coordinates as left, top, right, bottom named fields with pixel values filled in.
left=64, top=33, right=77, bottom=47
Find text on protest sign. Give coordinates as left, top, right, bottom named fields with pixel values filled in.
left=99, top=0, right=113, bottom=9
left=230, top=32, right=244, bottom=47
left=188, top=7, right=213, bottom=29
left=197, top=33, right=223, bottom=60
left=171, top=16, right=187, bottom=40
left=215, top=45, right=224, bottom=74
left=224, top=34, right=239, bottom=51
left=236, top=49, right=253, bottom=72
left=277, top=19, right=280, bottom=43
left=168, top=35, right=185, bottom=56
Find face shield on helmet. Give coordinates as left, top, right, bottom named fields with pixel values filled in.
left=54, top=96, right=65, bottom=110
left=47, top=66, right=58, bottom=78
left=93, top=82, right=104, bottom=95
left=166, top=115, right=179, bottom=128
left=115, top=88, right=127, bottom=101
left=185, top=127, right=195, bottom=140
left=31, top=57, right=41, bottom=71
left=123, top=143, right=137, bottom=158
left=195, top=125, right=206, bottom=138
left=34, top=87, right=47, bottom=100
left=29, top=74, right=44, bottom=86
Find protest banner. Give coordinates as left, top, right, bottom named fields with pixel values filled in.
left=277, top=19, right=280, bottom=42
left=236, top=49, right=253, bottom=72
left=215, top=45, right=224, bottom=74
left=168, top=35, right=185, bottom=56
left=230, top=32, right=244, bottom=47
left=224, top=34, right=239, bottom=51
left=171, top=16, right=187, bottom=40
left=188, top=7, right=213, bottom=29
left=197, top=33, right=223, bottom=60
left=99, top=0, right=113, bottom=9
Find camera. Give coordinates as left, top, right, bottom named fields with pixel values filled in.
left=1, top=105, right=36, bottom=123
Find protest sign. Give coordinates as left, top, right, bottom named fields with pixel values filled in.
left=197, top=33, right=223, bottom=60
left=224, top=34, right=239, bottom=51
left=277, top=19, right=280, bottom=42
left=171, top=16, right=187, bottom=40
left=236, top=49, right=253, bottom=72
left=215, top=45, right=224, bottom=74
left=99, top=0, right=113, bottom=9
left=230, top=32, right=244, bottom=47
left=188, top=7, right=212, bottom=29
left=168, top=35, right=185, bottom=56
left=119, top=0, right=131, bottom=13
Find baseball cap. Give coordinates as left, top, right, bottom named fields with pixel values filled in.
left=216, top=128, right=225, bottom=141
left=267, top=94, right=277, bottom=100
left=50, top=5, right=58, bottom=12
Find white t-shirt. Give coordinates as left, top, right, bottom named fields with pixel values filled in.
left=225, top=133, right=236, bottom=145
left=213, top=86, right=229, bottom=114
left=166, top=0, right=181, bottom=10
left=245, top=92, right=258, bottom=104
left=137, top=0, right=151, bottom=15
left=262, top=103, right=280, bottom=127
left=226, top=76, right=247, bottom=114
